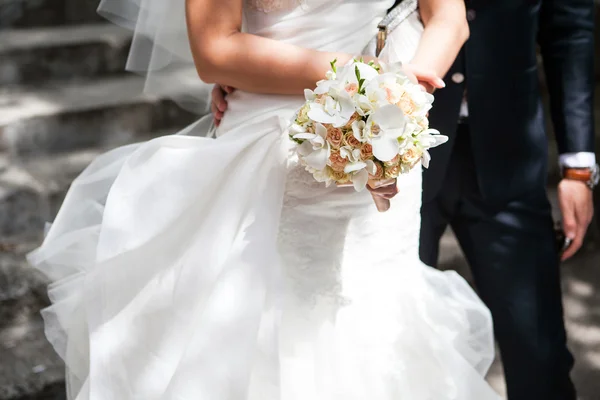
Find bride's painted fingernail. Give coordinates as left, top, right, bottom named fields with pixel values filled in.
left=437, top=78, right=446, bottom=88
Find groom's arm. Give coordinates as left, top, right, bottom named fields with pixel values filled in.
left=538, top=0, right=596, bottom=260
left=538, top=0, right=596, bottom=166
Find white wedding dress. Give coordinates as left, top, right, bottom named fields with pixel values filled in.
left=28, top=0, right=501, bottom=399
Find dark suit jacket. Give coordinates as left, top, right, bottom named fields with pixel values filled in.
left=423, top=0, right=596, bottom=205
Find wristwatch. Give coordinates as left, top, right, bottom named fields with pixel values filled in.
left=562, top=164, right=600, bottom=190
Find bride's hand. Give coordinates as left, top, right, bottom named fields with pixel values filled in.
left=211, top=84, right=235, bottom=126
left=367, top=179, right=399, bottom=200
left=402, top=63, right=445, bottom=94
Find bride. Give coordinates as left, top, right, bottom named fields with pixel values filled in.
left=29, top=0, right=501, bottom=398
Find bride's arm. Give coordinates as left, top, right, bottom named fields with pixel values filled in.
left=186, top=0, right=358, bottom=95
left=412, top=0, right=469, bottom=79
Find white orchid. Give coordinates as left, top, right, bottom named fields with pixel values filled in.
left=308, top=165, right=334, bottom=186
left=293, top=123, right=331, bottom=170
left=314, top=60, right=380, bottom=105
left=340, top=146, right=366, bottom=172
left=339, top=146, right=377, bottom=191
left=366, top=104, right=407, bottom=162
left=351, top=120, right=368, bottom=143
left=304, top=89, right=317, bottom=101
left=307, top=92, right=355, bottom=127
left=412, top=129, right=448, bottom=168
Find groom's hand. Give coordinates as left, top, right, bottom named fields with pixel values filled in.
left=558, top=179, right=594, bottom=260
left=211, top=84, right=235, bottom=126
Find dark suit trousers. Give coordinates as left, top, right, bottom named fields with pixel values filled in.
left=419, top=123, right=576, bottom=400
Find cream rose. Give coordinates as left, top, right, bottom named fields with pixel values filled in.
left=384, top=164, right=401, bottom=179
left=330, top=170, right=351, bottom=184
left=401, top=146, right=422, bottom=166
left=384, top=154, right=400, bottom=167
left=296, top=104, right=310, bottom=125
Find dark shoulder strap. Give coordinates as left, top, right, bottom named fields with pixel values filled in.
left=388, top=0, right=405, bottom=13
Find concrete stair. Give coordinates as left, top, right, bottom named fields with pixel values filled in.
left=0, top=2, right=199, bottom=399
left=0, top=0, right=103, bottom=29
left=0, top=76, right=195, bottom=157
left=0, top=24, right=131, bottom=86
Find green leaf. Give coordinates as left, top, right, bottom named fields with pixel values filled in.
left=330, top=58, right=337, bottom=73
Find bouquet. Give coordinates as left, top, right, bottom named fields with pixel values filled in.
left=287, top=58, right=448, bottom=210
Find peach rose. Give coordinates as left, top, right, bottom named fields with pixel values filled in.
left=360, top=143, right=373, bottom=160
left=343, top=132, right=362, bottom=148
left=345, top=82, right=359, bottom=96
left=397, top=93, right=417, bottom=116
left=401, top=147, right=422, bottom=165
left=326, top=125, right=344, bottom=148
left=384, top=164, right=401, bottom=179
left=329, top=151, right=348, bottom=172
left=385, top=87, right=401, bottom=104
left=369, top=161, right=384, bottom=180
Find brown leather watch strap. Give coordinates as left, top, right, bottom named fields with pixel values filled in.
left=563, top=168, right=592, bottom=182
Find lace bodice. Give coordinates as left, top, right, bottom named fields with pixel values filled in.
left=278, top=153, right=424, bottom=309
left=245, top=0, right=303, bottom=13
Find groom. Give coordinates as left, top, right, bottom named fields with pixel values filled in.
left=420, top=0, right=597, bottom=399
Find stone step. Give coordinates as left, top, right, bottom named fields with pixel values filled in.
left=0, top=0, right=102, bottom=29
left=0, top=75, right=197, bottom=158
left=0, top=24, right=132, bottom=86
left=0, top=240, right=64, bottom=400
left=0, top=127, right=179, bottom=240
left=0, top=137, right=176, bottom=400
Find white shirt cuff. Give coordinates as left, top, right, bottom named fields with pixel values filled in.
left=559, top=152, right=597, bottom=168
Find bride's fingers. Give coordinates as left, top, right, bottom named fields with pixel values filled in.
left=373, top=187, right=399, bottom=196
left=418, top=82, right=435, bottom=94
left=222, top=85, right=235, bottom=94
left=407, top=66, right=445, bottom=89
left=367, top=183, right=399, bottom=199
left=211, top=85, right=228, bottom=112
left=372, top=191, right=398, bottom=200
left=416, top=73, right=445, bottom=89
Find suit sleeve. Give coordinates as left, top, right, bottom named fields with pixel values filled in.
left=538, top=0, right=596, bottom=155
